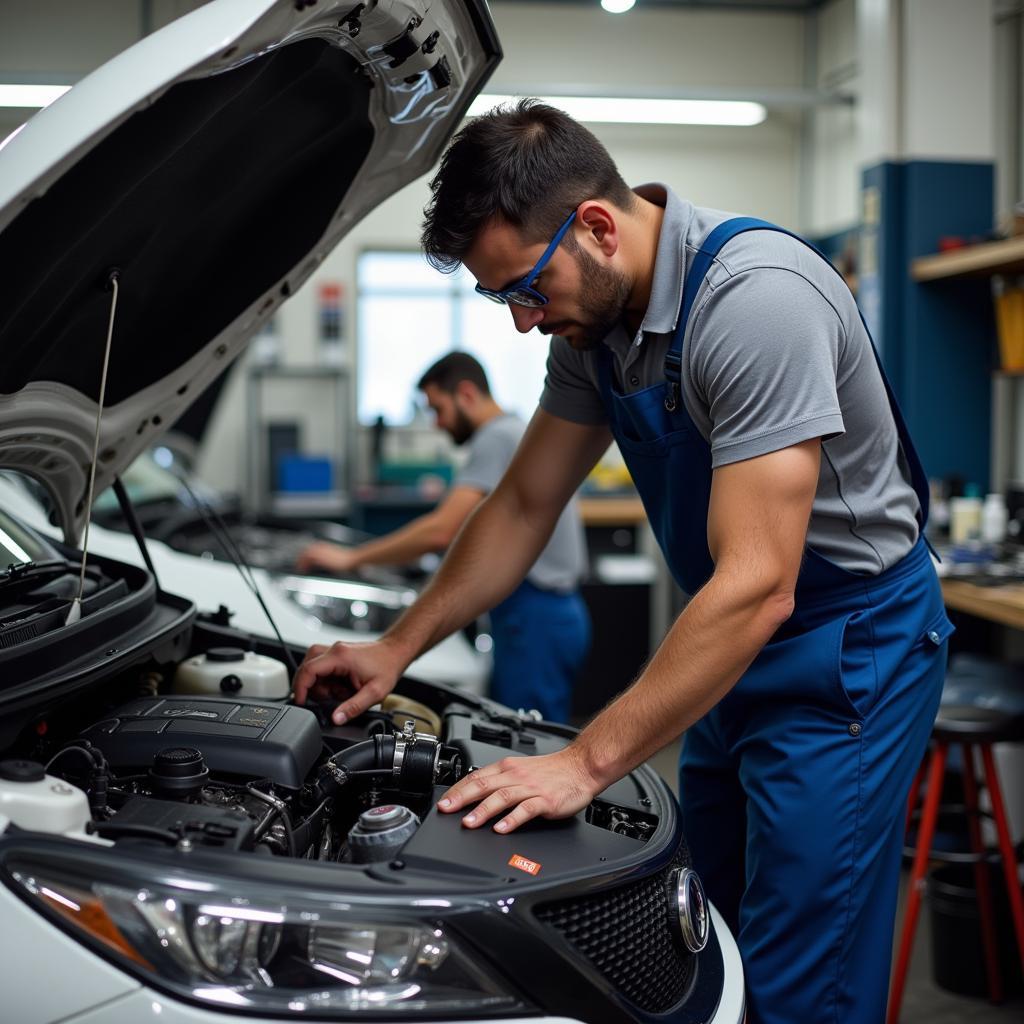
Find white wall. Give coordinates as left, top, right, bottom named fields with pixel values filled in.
left=488, top=3, right=805, bottom=93
left=857, top=0, right=997, bottom=167
left=901, top=0, right=995, bottom=162
left=993, top=0, right=1023, bottom=220
left=807, top=0, right=859, bottom=235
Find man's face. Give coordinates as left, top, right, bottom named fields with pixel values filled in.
left=422, top=382, right=475, bottom=446
left=465, top=216, right=630, bottom=351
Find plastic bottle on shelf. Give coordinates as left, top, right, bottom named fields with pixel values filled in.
left=982, top=492, right=1008, bottom=544
left=950, top=488, right=983, bottom=544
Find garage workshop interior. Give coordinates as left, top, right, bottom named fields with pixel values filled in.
left=0, top=2, right=1023, bottom=1023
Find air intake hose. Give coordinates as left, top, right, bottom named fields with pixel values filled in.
left=312, top=725, right=461, bottom=801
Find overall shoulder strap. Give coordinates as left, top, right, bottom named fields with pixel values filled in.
left=663, top=217, right=776, bottom=412
left=661, top=216, right=930, bottom=526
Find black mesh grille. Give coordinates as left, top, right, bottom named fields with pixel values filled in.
left=534, top=852, right=696, bottom=1013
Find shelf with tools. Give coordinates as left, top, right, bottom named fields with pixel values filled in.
left=907, top=224, right=1024, bottom=498
left=910, top=235, right=1024, bottom=282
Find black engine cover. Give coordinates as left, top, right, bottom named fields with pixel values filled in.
left=80, top=695, right=320, bottom=788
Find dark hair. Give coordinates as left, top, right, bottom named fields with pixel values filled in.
left=417, top=351, right=491, bottom=395
left=421, top=99, right=635, bottom=273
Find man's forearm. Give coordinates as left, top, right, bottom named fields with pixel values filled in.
left=348, top=514, right=448, bottom=568
left=574, top=568, right=794, bottom=789
left=382, top=484, right=553, bottom=667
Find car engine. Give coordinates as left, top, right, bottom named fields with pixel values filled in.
left=75, top=693, right=464, bottom=862
left=2, top=659, right=660, bottom=869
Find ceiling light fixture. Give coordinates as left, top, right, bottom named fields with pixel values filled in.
left=467, top=94, right=766, bottom=127
left=601, top=0, right=636, bottom=12
left=0, top=84, right=71, bottom=108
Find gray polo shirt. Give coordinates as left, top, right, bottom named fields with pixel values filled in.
left=540, top=183, right=920, bottom=576
left=456, top=413, right=587, bottom=592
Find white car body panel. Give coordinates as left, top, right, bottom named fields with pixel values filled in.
left=0, top=475, right=487, bottom=691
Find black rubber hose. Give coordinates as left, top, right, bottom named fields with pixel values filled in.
left=314, top=735, right=398, bottom=801
left=335, top=734, right=397, bottom=774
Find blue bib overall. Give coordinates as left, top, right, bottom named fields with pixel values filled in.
left=596, top=218, right=952, bottom=1024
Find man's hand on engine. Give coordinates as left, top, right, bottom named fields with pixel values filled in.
left=436, top=747, right=603, bottom=833
left=292, top=640, right=405, bottom=724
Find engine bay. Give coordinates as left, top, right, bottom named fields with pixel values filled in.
left=1, top=642, right=666, bottom=880
left=0, top=499, right=664, bottom=885
left=59, top=684, right=473, bottom=863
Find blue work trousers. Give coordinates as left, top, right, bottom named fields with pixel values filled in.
left=488, top=581, right=591, bottom=723
left=679, top=540, right=951, bottom=1024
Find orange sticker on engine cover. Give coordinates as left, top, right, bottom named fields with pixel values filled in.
left=508, top=854, right=541, bottom=875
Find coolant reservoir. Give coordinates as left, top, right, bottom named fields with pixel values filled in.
left=0, top=760, right=91, bottom=836
left=348, top=804, right=420, bottom=863
left=173, top=647, right=290, bottom=699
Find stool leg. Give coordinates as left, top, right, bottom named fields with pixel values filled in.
left=888, top=741, right=948, bottom=1024
left=905, top=754, right=927, bottom=837
left=961, top=742, right=1003, bottom=1003
left=980, top=744, right=1024, bottom=973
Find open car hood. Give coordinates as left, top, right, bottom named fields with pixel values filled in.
left=0, top=0, right=499, bottom=544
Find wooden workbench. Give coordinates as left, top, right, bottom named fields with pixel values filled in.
left=941, top=578, right=1024, bottom=631
left=576, top=509, right=1024, bottom=629
left=577, top=496, right=647, bottom=526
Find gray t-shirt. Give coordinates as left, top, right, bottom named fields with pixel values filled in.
left=456, top=413, right=587, bottom=591
left=540, top=183, right=920, bottom=576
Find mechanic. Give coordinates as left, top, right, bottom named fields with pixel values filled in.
left=293, top=101, right=951, bottom=1024
left=296, top=350, right=590, bottom=723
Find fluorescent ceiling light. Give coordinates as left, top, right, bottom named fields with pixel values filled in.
left=601, top=0, right=636, bottom=11
left=0, top=84, right=71, bottom=108
left=467, top=94, right=766, bottom=127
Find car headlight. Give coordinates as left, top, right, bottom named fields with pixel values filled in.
left=278, top=575, right=415, bottom=634
left=4, top=849, right=524, bottom=1016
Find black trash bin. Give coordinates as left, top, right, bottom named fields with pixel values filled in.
left=928, top=862, right=1023, bottom=998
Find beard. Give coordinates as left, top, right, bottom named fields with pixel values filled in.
left=448, top=406, right=475, bottom=446
left=555, top=246, right=631, bottom=352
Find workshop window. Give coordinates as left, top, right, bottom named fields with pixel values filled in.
left=357, top=251, right=550, bottom=425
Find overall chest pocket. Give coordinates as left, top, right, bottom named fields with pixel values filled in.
left=610, top=385, right=700, bottom=451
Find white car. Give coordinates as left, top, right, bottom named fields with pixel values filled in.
left=0, top=469, right=489, bottom=695
left=0, top=2, right=744, bottom=1023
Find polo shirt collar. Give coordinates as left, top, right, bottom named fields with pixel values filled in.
left=633, top=182, right=695, bottom=338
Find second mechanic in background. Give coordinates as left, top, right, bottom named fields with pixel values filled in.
left=298, top=351, right=591, bottom=722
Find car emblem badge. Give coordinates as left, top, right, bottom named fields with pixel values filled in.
left=671, top=867, right=709, bottom=953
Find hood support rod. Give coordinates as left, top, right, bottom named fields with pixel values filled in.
left=67, top=269, right=120, bottom=625
left=112, top=475, right=160, bottom=589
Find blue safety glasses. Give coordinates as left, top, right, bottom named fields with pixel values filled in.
left=474, top=210, right=577, bottom=307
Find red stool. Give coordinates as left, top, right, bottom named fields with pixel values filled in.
left=887, top=705, right=1024, bottom=1023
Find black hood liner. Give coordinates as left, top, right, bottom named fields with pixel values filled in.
left=0, top=37, right=373, bottom=406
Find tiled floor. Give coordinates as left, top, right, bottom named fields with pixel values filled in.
left=645, top=741, right=1024, bottom=1021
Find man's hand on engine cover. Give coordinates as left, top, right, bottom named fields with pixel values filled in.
left=437, top=747, right=603, bottom=832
